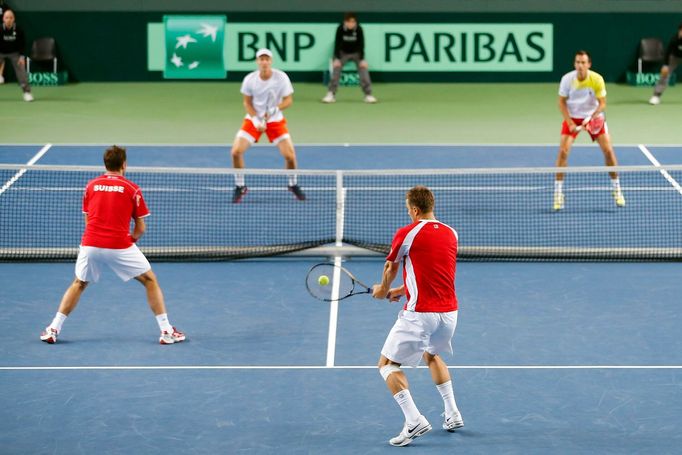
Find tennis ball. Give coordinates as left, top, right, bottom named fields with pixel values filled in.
left=318, top=275, right=330, bottom=286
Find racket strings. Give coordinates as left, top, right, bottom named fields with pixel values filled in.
left=305, top=264, right=356, bottom=301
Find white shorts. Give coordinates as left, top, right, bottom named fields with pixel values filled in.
left=75, top=244, right=151, bottom=283
left=381, top=310, right=458, bottom=367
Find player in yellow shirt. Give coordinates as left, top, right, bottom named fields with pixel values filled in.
left=553, top=50, right=624, bottom=211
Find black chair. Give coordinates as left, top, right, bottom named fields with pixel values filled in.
left=638, top=37, right=664, bottom=74
left=26, top=37, right=58, bottom=74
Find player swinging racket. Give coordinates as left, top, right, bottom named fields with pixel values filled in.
left=372, top=186, right=463, bottom=447
left=230, top=48, right=305, bottom=203
left=553, top=50, right=625, bottom=211
left=40, top=146, right=185, bottom=345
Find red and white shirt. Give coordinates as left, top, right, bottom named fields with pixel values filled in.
left=387, top=219, right=458, bottom=313
left=81, top=173, right=149, bottom=249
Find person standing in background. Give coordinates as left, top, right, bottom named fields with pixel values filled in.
left=0, top=8, right=33, bottom=101
left=322, top=12, right=377, bottom=104
left=649, top=22, right=682, bottom=105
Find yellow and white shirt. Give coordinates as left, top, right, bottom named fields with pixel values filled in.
left=558, top=70, right=606, bottom=118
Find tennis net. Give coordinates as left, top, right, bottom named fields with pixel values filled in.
left=2, top=163, right=682, bottom=261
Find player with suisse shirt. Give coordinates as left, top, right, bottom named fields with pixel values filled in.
left=553, top=50, right=625, bottom=211
left=372, top=186, right=463, bottom=447
left=230, top=48, right=305, bottom=203
left=40, top=146, right=185, bottom=345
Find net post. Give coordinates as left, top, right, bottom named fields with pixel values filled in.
left=335, top=170, right=345, bottom=246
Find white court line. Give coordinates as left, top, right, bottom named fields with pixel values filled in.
left=0, top=143, right=53, bottom=196
left=638, top=144, right=682, bottom=196
left=325, top=258, right=341, bottom=367
left=1, top=365, right=681, bottom=371
left=325, top=172, right=346, bottom=368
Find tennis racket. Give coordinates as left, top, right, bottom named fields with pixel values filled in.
left=305, top=262, right=372, bottom=302
left=263, top=90, right=278, bottom=122
left=575, top=115, right=605, bottom=134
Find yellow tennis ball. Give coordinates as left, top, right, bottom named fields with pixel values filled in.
left=318, top=275, right=330, bottom=286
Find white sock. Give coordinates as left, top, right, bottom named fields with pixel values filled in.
left=288, top=174, right=297, bottom=186
left=155, top=313, right=173, bottom=333
left=393, top=389, right=421, bottom=425
left=611, top=178, right=621, bottom=192
left=436, top=380, right=460, bottom=417
left=235, top=174, right=245, bottom=187
left=554, top=180, right=563, bottom=194
left=49, top=312, right=67, bottom=332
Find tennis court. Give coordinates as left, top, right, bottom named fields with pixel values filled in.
left=2, top=142, right=682, bottom=453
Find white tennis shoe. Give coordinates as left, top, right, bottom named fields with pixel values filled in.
left=159, top=327, right=186, bottom=344
left=389, top=415, right=431, bottom=447
left=23, top=92, right=34, bottom=102
left=321, top=91, right=335, bottom=103
left=364, top=94, right=378, bottom=104
left=649, top=95, right=660, bottom=105
left=40, top=327, right=58, bottom=344
left=442, top=411, right=464, bottom=432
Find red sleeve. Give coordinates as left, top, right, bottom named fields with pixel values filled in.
left=132, top=189, right=150, bottom=219
left=82, top=185, right=90, bottom=213
left=386, top=225, right=410, bottom=263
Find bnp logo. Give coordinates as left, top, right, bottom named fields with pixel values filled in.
left=164, top=15, right=226, bottom=79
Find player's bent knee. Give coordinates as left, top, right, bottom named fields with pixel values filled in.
left=380, top=364, right=401, bottom=381
left=135, top=270, right=157, bottom=285
left=423, top=351, right=438, bottom=363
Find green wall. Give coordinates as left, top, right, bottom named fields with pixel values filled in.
left=13, top=11, right=677, bottom=83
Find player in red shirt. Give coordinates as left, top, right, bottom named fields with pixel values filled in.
left=40, top=146, right=185, bottom=345
left=372, top=186, right=463, bottom=447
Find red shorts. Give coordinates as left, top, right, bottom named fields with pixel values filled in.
left=561, top=117, right=607, bottom=141
left=239, top=118, right=290, bottom=144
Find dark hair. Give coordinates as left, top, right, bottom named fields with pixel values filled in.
left=406, top=186, right=435, bottom=213
left=575, top=50, right=591, bottom=63
left=103, top=145, right=127, bottom=171
left=344, top=12, right=357, bottom=21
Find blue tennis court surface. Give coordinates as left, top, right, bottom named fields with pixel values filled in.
left=2, top=144, right=682, bottom=453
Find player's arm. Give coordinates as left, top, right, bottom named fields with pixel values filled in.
left=131, top=217, right=146, bottom=242
left=372, top=260, right=400, bottom=299
left=387, top=284, right=405, bottom=302
left=591, top=96, right=606, bottom=119
left=242, top=94, right=258, bottom=117
left=278, top=94, right=293, bottom=112
left=557, top=96, right=577, bottom=132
